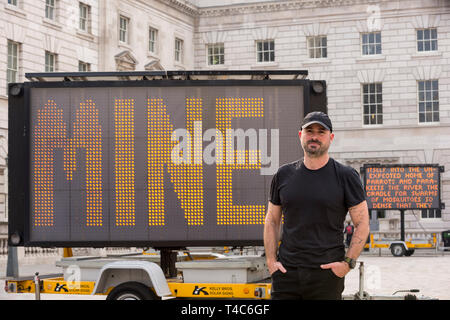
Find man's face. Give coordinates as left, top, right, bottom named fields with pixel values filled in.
left=298, top=123, right=334, bottom=158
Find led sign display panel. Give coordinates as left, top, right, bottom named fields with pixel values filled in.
left=26, top=84, right=305, bottom=246
left=364, top=165, right=441, bottom=210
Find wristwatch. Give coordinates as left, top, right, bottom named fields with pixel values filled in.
left=343, top=257, right=357, bottom=269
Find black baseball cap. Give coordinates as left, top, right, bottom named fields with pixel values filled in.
left=301, top=111, right=333, bottom=132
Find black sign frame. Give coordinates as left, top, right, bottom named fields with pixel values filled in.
left=8, top=76, right=326, bottom=247
left=361, top=163, right=444, bottom=211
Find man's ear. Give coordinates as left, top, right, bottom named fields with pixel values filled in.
left=298, top=130, right=302, bottom=139
left=330, top=132, right=335, bottom=141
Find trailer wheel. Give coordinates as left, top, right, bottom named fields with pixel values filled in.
left=405, top=249, right=415, bottom=256
left=106, top=282, right=159, bottom=300
left=390, top=244, right=406, bottom=257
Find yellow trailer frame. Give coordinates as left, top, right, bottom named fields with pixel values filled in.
left=5, top=277, right=272, bottom=299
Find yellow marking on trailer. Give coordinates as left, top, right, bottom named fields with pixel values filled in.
left=167, top=282, right=271, bottom=299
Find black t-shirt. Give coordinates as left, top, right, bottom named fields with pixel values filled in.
left=269, top=157, right=366, bottom=268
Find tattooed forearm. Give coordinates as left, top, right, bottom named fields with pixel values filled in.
left=346, top=201, right=370, bottom=260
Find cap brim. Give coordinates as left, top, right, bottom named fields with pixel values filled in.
left=301, top=121, right=331, bottom=131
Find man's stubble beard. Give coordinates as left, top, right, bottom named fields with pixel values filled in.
left=302, top=140, right=330, bottom=158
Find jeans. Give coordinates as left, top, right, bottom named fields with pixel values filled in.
left=271, top=266, right=345, bottom=300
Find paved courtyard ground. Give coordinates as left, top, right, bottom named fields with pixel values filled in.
left=1, top=249, right=449, bottom=300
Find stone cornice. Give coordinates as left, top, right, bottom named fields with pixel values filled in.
left=155, top=0, right=199, bottom=17
left=156, top=0, right=383, bottom=17
left=197, top=0, right=380, bottom=17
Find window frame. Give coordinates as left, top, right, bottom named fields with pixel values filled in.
left=174, top=37, right=184, bottom=63
left=362, top=83, right=383, bottom=126
left=361, top=31, right=382, bottom=56
left=307, top=36, right=327, bottom=59
left=45, top=0, right=56, bottom=20
left=148, top=27, right=158, bottom=54
left=207, top=43, right=225, bottom=66
left=416, top=28, right=438, bottom=52
left=7, top=40, right=19, bottom=86
left=417, top=80, right=439, bottom=123
left=45, top=51, right=57, bottom=72
left=78, top=61, right=91, bottom=72
left=421, top=209, right=442, bottom=219
left=256, top=40, right=275, bottom=63
left=79, top=2, right=91, bottom=33
left=119, top=15, right=130, bottom=44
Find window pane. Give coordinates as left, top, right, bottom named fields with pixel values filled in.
left=431, top=40, right=437, bottom=51
left=321, top=37, right=327, bottom=47
left=418, top=81, right=424, bottom=91
left=419, top=102, right=424, bottom=112
left=377, top=115, right=383, bottom=124
left=376, top=44, right=381, bottom=54
left=426, top=112, right=432, bottom=122
left=309, top=49, right=315, bottom=58
left=433, top=101, right=439, bottom=111
left=362, top=45, right=368, bottom=55
left=431, top=28, right=437, bottom=39
left=264, top=51, right=269, bottom=61
left=364, top=105, right=369, bottom=114
left=433, top=112, right=439, bottom=122
left=421, top=209, right=427, bottom=218
left=418, top=41, right=423, bottom=51
left=369, top=33, right=374, bottom=43
left=376, top=104, right=382, bottom=114
left=258, top=52, right=263, bottom=62
left=263, top=41, right=268, bottom=51
left=322, top=47, right=327, bottom=58
left=424, top=29, right=430, bottom=39
left=363, top=85, right=368, bottom=94
left=364, top=115, right=369, bottom=125
left=417, top=29, right=423, bottom=40
left=308, top=38, right=314, bottom=48
left=270, top=51, right=275, bottom=62
left=432, top=80, right=438, bottom=90
left=362, top=33, right=368, bottom=43
left=375, top=32, right=381, bottom=43
left=419, top=112, right=425, bottom=122
left=424, top=41, right=430, bottom=51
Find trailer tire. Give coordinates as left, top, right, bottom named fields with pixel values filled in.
left=405, top=249, right=415, bottom=256
left=390, top=244, right=406, bottom=257
left=106, top=282, right=159, bottom=300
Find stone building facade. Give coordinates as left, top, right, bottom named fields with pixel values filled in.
left=1, top=0, right=449, bottom=237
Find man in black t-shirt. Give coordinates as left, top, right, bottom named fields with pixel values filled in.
left=264, top=112, right=370, bottom=300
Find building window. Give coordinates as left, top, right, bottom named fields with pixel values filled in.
left=256, top=40, right=275, bottom=62
left=119, top=16, right=129, bottom=43
left=362, top=32, right=381, bottom=55
left=78, top=61, right=90, bottom=72
left=307, top=36, right=327, bottom=59
left=417, top=28, right=437, bottom=52
left=363, top=83, right=383, bottom=125
left=149, top=28, right=157, bottom=54
left=207, top=43, right=224, bottom=65
left=8, top=0, right=17, bottom=6
left=421, top=209, right=441, bottom=219
left=79, top=2, right=91, bottom=32
left=45, top=0, right=56, bottom=20
left=418, top=80, right=439, bottom=123
left=7, top=40, right=19, bottom=85
left=175, top=38, right=183, bottom=63
left=45, top=51, right=56, bottom=72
